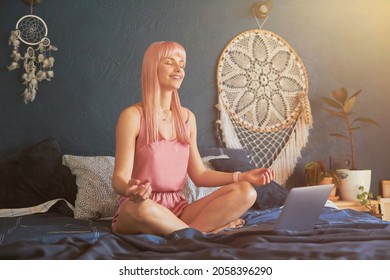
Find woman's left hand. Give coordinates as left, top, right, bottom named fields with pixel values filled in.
left=242, top=168, right=275, bottom=186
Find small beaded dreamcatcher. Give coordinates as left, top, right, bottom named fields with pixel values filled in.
left=7, top=1, right=58, bottom=103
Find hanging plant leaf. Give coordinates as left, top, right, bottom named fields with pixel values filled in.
left=329, top=133, right=348, bottom=140
left=332, top=88, right=348, bottom=104
left=343, top=96, right=357, bottom=113
left=350, top=89, right=362, bottom=99
left=354, top=117, right=381, bottom=127
left=322, top=107, right=345, bottom=118
left=321, top=97, right=343, bottom=109
left=348, top=127, right=361, bottom=132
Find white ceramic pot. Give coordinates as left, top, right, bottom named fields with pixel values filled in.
left=336, top=169, right=371, bottom=201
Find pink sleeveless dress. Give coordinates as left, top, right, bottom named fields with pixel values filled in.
left=111, top=109, right=190, bottom=232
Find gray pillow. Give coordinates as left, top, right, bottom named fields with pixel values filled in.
left=62, top=155, right=119, bottom=219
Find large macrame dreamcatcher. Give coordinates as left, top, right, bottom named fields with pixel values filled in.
left=7, top=2, right=57, bottom=104
left=216, top=29, right=312, bottom=185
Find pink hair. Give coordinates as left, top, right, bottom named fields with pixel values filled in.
left=141, top=41, right=190, bottom=144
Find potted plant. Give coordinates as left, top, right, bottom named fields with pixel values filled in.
left=321, top=88, right=380, bottom=201
left=356, top=186, right=382, bottom=218
left=304, top=160, right=340, bottom=200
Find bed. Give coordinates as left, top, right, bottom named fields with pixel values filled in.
left=1, top=137, right=390, bottom=260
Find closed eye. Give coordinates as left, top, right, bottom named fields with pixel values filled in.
left=164, top=58, right=185, bottom=68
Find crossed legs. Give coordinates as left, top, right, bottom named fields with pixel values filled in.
left=180, top=181, right=256, bottom=232
left=114, top=181, right=256, bottom=236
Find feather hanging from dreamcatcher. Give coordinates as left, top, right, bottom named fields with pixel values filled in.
left=216, top=29, right=312, bottom=185
left=7, top=2, right=58, bottom=104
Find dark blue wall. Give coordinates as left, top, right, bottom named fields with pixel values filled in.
left=1, top=0, right=390, bottom=193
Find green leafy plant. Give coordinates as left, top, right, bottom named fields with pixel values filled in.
left=321, top=88, right=380, bottom=169
left=356, top=186, right=381, bottom=215
left=304, top=160, right=340, bottom=188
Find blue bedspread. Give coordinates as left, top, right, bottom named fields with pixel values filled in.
left=1, top=207, right=390, bottom=259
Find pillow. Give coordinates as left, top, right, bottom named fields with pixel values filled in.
left=182, top=155, right=228, bottom=203
left=0, top=198, right=74, bottom=218
left=209, top=158, right=255, bottom=172
left=209, top=158, right=288, bottom=210
left=0, top=137, right=77, bottom=216
left=251, top=181, right=289, bottom=210
left=199, top=148, right=250, bottom=162
left=62, top=155, right=119, bottom=219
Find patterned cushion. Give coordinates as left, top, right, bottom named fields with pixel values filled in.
left=182, top=155, right=228, bottom=203
left=62, top=155, right=119, bottom=219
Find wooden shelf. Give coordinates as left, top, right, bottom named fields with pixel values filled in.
left=334, top=200, right=378, bottom=212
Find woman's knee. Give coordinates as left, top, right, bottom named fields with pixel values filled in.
left=237, top=181, right=257, bottom=205
left=121, top=199, right=155, bottom=222
left=116, top=200, right=158, bottom=233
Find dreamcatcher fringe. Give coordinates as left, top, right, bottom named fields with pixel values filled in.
left=269, top=114, right=311, bottom=185
left=219, top=96, right=312, bottom=186
left=218, top=95, right=243, bottom=149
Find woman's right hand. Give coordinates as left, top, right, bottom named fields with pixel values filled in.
left=242, top=168, right=276, bottom=186
left=125, top=179, right=152, bottom=202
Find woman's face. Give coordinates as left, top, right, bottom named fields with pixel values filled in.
left=157, top=54, right=185, bottom=91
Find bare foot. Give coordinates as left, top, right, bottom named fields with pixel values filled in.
left=210, top=218, right=245, bottom=234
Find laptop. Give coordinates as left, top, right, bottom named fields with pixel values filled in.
left=256, top=184, right=334, bottom=232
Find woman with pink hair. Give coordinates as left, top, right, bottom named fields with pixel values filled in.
left=111, top=41, right=275, bottom=236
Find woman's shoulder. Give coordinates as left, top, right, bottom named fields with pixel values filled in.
left=180, top=106, right=194, bottom=120
left=121, top=103, right=142, bottom=116
left=119, top=103, right=142, bottom=123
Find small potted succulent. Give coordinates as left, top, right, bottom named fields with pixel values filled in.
left=304, top=160, right=340, bottom=199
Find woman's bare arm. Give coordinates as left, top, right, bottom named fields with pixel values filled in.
left=186, top=110, right=275, bottom=187
left=112, top=105, right=141, bottom=196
